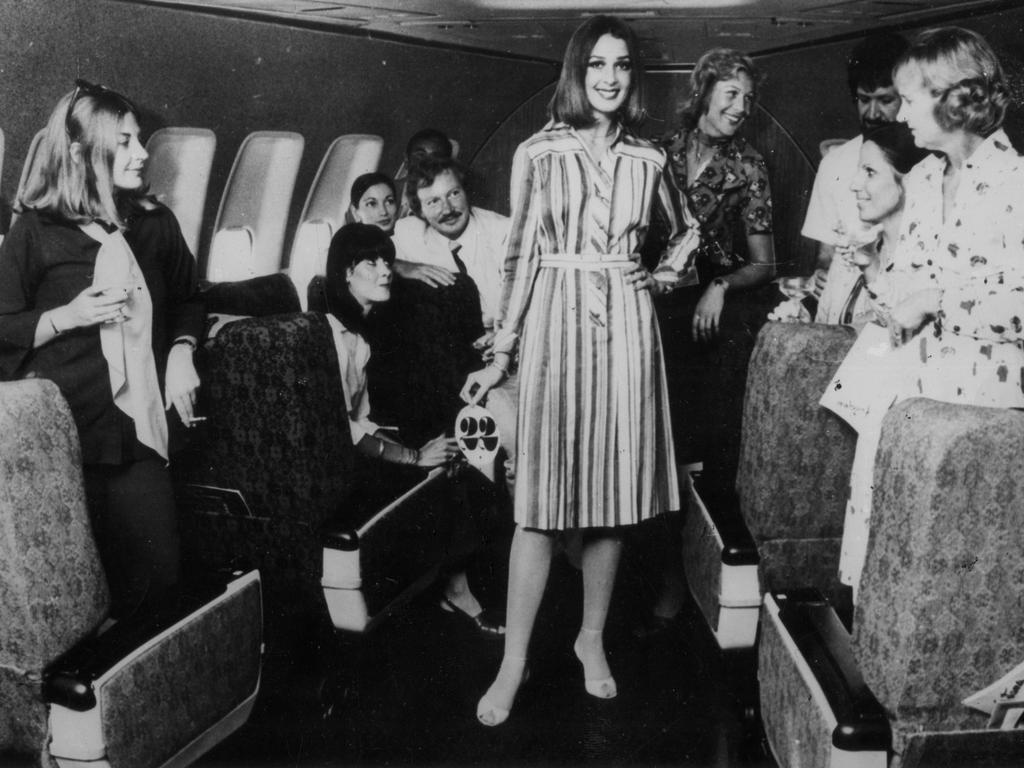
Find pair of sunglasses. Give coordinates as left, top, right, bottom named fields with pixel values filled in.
left=64, top=79, right=115, bottom=138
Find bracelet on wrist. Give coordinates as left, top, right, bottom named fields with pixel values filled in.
left=710, top=277, right=729, bottom=292
left=173, top=337, right=197, bottom=351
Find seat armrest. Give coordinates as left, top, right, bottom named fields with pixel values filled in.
left=42, top=571, right=257, bottom=712
left=771, top=589, right=891, bottom=752
left=322, top=523, right=359, bottom=551
left=692, top=474, right=759, bottom=566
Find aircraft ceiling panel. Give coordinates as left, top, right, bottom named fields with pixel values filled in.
left=125, top=0, right=1010, bottom=63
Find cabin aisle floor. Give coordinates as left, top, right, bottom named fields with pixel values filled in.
left=197, top=541, right=777, bottom=768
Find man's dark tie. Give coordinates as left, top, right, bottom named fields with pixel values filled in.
left=450, top=243, right=468, bottom=275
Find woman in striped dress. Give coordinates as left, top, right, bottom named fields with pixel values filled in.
left=461, top=14, right=700, bottom=726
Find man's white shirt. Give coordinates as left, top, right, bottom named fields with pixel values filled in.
left=392, top=208, right=510, bottom=329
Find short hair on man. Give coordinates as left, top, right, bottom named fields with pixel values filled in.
left=847, top=31, right=909, bottom=97
left=405, top=156, right=469, bottom=216
left=405, top=128, right=453, bottom=161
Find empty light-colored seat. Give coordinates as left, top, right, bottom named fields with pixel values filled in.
left=288, top=134, right=383, bottom=309
left=206, top=130, right=304, bottom=282
left=144, top=126, right=216, bottom=256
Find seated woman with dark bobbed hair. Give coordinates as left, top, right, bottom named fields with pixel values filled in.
left=325, top=222, right=505, bottom=636
left=323, top=222, right=456, bottom=468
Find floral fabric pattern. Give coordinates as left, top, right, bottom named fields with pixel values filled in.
left=867, top=129, right=1024, bottom=409
left=101, top=577, right=262, bottom=768
left=0, top=379, right=109, bottom=756
left=736, top=323, right=858, bottom=591
left=663, top=127, right=773, bottom=274
left=854, top=398, right=1024, bottom=753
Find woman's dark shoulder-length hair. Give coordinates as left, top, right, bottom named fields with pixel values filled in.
left=350, top=172, right=397, bottom=209
left=895, top=26, right=1007, bottom=138
left=324, top=222, right=395, bottom=333
left=679, top=48, right=761, bottom=132
left=862, top=122, right=929, bottom=175
left=549, top=15, right=645, bottom=130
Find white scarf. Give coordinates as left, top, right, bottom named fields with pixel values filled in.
left=83, top=222, right=168, bottom=460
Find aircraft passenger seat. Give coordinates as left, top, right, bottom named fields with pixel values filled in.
left=0, top=379, right=262, bottom=768
left=144, top=126, right=217, bottom=257
left=206, top=130, right=304, bottom=282
left=288, top=134, right=384, bottom=309
left=174, top=297, right=468, bottom=638
left=759, top=398, right=1024, bottom=768
left=682, top=322, right=857, bottom=649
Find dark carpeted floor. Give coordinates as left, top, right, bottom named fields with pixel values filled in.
left=196, top=543, right=776, bottom=768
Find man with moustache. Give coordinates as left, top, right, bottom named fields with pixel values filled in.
left=392, top=156, right=509, bottom=341
left=802, top=31, right=909, bottom=324
left=382, top=156, right=513, bottom=632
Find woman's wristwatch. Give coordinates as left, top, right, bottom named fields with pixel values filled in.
left=710, top=277, right=729, bottom=292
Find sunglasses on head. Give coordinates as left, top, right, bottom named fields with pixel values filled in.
left=65, top=79, right=115, bottom=138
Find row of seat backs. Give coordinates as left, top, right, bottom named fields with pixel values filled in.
left=736, top=323, right=1024, bottom=765
left=9, top=128, right=385, bottom=292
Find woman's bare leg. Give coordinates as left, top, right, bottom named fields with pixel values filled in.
left=573, top=531, right=622, bottom=698
left=477, top=525, right=554, bottom=725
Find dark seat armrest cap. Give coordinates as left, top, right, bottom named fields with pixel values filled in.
left=772, top=590, right=892, bottom=752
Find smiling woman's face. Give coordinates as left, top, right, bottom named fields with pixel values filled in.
left=699, top=72, right=754, bottom=139
left=585, top=33, right=632, bottom=120
left=850, top=139, right=903, bottom=224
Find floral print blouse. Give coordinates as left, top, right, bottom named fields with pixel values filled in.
left=663, top=127, right=773, bottom=277
left=868, top=129, right=1024, bottom=408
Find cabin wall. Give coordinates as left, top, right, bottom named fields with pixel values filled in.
left=0, top=0, right=556, bottom=264
left=757, top=6, right=1024, bottom=163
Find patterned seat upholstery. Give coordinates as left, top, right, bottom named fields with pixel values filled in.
left=0, top=380, right=108, bottom=757
left=737, top=321, right=857, bottom=593
left=759, top=398, right=1024, bottom=768
left=177, top=310, right=465, bottom=635
left=0, top=379, right=262, bottom=768
left=855, top=398, right=1024, bottom=766
left=682, top=322, right=858, bottom=650
left=177, top=312, right=353, bottom=629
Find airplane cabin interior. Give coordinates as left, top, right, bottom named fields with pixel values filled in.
left=2, top=1, right=1024, bottom=767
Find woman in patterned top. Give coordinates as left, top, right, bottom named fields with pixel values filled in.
left=460, top=15, right=699, bottom=726
left=826, top=26, right=1024, bottom=597
left=638, top=48, right=777, bottom=633
left=656, top=48, right=776, bottom=478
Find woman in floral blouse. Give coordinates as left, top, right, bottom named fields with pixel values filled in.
left=655, top=48, right=776, bottom=480
left=827, top=26, right=1024, bottom=597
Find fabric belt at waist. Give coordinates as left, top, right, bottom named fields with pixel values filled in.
left=540, top=253, right=635, bottom=271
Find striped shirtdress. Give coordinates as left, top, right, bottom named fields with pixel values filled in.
left=492, top=122, right=701, bottom=530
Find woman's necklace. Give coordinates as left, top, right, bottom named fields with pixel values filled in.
left=688, top=129, right=716, bottom=179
